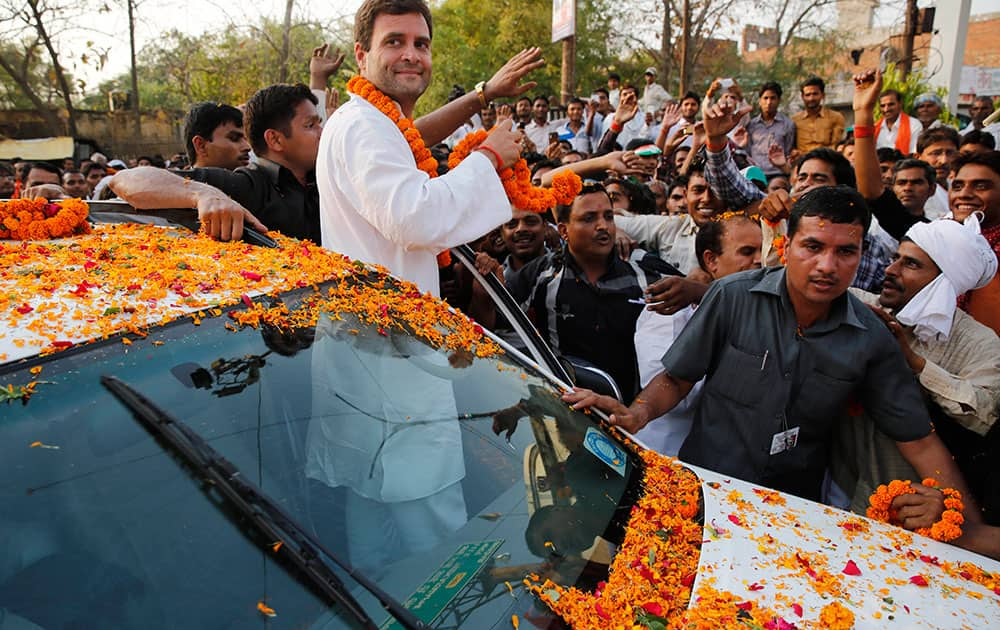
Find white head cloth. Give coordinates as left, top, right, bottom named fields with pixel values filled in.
left=895, top=215, right=997, bottom=342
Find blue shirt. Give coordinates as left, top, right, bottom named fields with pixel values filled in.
left=555, top=120, right=592, bottom=154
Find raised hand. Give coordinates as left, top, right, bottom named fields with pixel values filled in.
left=706, top=79, right=723, bottom=100
left=767, top=143, right=787, bottom=168
left=545, top=140, right=567, bottom=160
left=852, top=68, right=882, bottom=114
left=480, top=119, right=524, bottom=170
left=485, top=48, right=545, bottom=100
left=496, top=103, right=513, bottom=124
left=325, top=88, right=340, bottom=119
left=310, top=43, right=345, bottom=89
left=690, top=121, right=706, bottom=147
left=731, top=124, right=748, bottom=147
left=660, top=102, right=682, bottom=130
left=702, top=97, right=752, bottom=144
left=614, top=90, right=639, bottom=126
left=519, top=130, right=536, bottom=155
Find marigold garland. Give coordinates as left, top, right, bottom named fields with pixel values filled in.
left=346, top=75, right=583, bottom=265
left=448, top=130, right=582, bottom=213
left=1, top=224, right=500, bottom=361
left=346, top=75, right=450, bottom=266
left=525, top=449, right=875, bottom=629
left=0, top=197, right=91, bottom=240
left=525, top=450, right=703, bottom=627
left=866, top=478, right=964, bottom=542
left=772, top=235, right=787, bottom=265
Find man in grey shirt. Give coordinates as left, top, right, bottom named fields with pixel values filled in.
left=564, top=186, right=979, bottom=533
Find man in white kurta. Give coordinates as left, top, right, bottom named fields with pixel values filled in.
left=318, top=100, right=509, bottom=296
left=316, top=4, right=539, bottom=297
left=310, top=0, right=544, bottom=571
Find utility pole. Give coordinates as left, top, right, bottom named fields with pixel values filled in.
left=660, top=0, right=672, bottom=89
left=561, top=35, right=576, bottom=106
left=899, top=0, right=918, bottom=79
left=127, top=0, right=141, bottom=137
left=678, top=0, right=690, bottom=95
left=553, top=0, right=576, bottom=105
left=278, top=0, right=295, bottom=84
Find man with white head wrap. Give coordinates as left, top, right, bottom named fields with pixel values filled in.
left=831, top=218, right=1000, bottom=558
left=891, top=217, right=998, bottom=343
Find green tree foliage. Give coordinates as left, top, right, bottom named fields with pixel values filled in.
left=422, top=0, right=614, bottom=114
left=83, top=18, right=336, bottom=112
left=0, top=0, right=97, bottom=134
left=0, top=40, right=57, bottom=108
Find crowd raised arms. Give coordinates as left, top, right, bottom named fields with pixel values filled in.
left=3, top=0, right=1000, bottom=561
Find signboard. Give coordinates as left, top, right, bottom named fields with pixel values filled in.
left=960, top=65, right=1000, bottom=96
left=552, top=0, right=575, bottom=43
left=381, top=539, right=505, bottom=630
left=0, top=137, right=75, bottom=161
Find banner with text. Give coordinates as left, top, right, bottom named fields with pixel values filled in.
left=552, top=0, right=575, bottom=43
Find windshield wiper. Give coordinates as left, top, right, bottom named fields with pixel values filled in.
left=102, top=374, right=429, bottom=630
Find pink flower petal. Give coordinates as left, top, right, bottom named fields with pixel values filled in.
left=909, top=574, right=929, bottom=587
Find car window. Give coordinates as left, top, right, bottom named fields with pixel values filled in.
left=0, top=281, right=643, bottom=629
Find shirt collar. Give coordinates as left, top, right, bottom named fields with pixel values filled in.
left=253, top=156, right=315, bottom=187
left=753, top=112, right=786, bottom=125
left=253, top=156, right=282, bottom=185
left=750, top=267, right=867, bottom=332
left=561, top=245, right=629, bottom=282
left=680, top=213, right=698, bottom=236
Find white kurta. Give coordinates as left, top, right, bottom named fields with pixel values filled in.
left=632, top=305, right=702, bottom=457
left=317, top=94, right=511, bottom=295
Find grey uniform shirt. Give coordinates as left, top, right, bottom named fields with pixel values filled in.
left=662, top=266, right=932, bottom=500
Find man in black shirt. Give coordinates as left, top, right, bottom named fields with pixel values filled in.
left=110, top=84, right=323, bottom=243
left=506, top=184, right=662, bottom=401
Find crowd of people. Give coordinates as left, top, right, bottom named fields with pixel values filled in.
left=3, top=0, right=1000, bottom=561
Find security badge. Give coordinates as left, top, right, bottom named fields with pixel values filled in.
left=770, top=426, right=800, bottom=455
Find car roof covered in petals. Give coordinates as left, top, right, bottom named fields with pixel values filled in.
left=689, top=464, right=1000, bottom=628
left=0, top=224, right=498, bottom=365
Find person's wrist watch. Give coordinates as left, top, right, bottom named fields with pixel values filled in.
left=475, top=81, right=489, bottom=108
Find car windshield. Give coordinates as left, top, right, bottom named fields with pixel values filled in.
left=0, top=278, right=644, bottom=629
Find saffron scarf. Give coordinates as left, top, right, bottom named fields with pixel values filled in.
left=875, top=112, right=912, bottom=154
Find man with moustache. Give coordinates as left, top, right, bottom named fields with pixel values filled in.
left=563, top=185, right=980, bottom=542
left=506, top=184, right=662, bottom=403
left=183, top=102, right=251, bottom=170
left=831, top=219, right=1000, bottom=557
left=500, top=206, right=547, bottom=279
